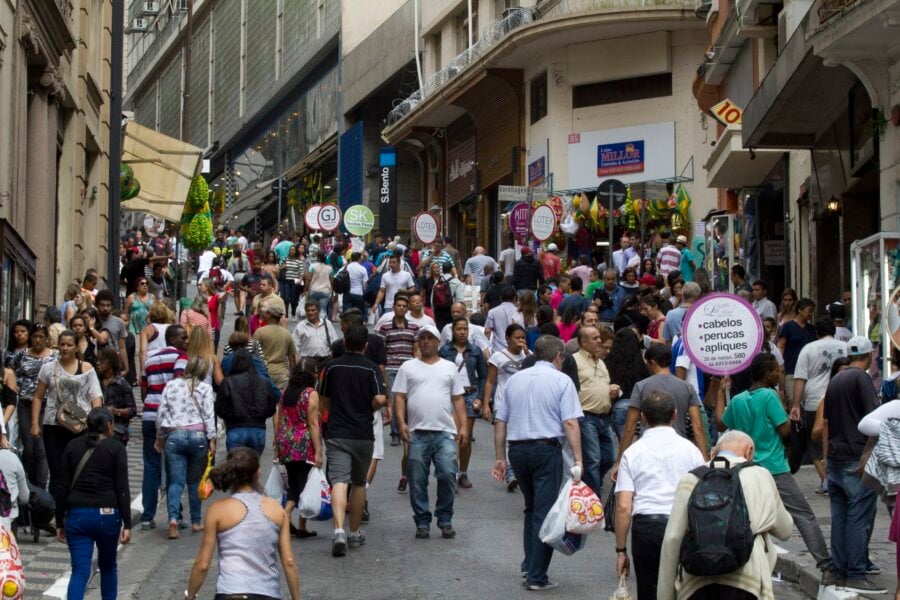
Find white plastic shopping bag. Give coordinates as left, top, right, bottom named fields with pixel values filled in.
left=263, top=465, right=285, bottom=500
left=298, top=467, right=333, bottom=521
left=539, top=479, right=590, bottom=555
left=609, top=575, right=634, bottom=600
left=564, top=481, right=605, bottom=534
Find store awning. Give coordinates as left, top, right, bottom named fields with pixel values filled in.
left=120, top=121, right=203, bottom=223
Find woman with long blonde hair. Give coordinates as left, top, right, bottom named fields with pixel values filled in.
left=139, top=301, right=175, bottom=368
left=187, top=326, right=224, bottom=387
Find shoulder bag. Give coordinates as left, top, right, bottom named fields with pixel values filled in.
left=70, top=446, right=95, bottom=492
left=55, top=361, right=88, bottom=435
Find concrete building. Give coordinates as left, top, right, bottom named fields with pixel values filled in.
left=694, top=0, right=899, bottom=305
left=125, top=0, right=340, bottom=241
left=0, top=0, right=114, bottom=332
left=382, top=0, right=716, bottom=259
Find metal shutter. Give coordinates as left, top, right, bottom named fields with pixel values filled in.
left=188, top=14, right=210, bottom=148
left=244, top=3, right=275, bottom=116
left=158, top=50, right=182, bottom=138
left=213, top=0, right=240, bottom=141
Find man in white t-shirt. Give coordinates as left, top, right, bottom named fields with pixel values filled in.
left=463, top=247, right=498, bottom=287
left=373, top=254, right=416, bottom=316
left=498, top=241, right=519, bottom=278
left=345, top=252, right=369, bottom=314
left=791, top=317, right=847, bottom=492
left=393, top=325, right=467, bottom=539
left=196, top=249, right=216, bottom=282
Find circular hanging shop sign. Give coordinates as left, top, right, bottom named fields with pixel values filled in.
left=344, top=204, right=375, bottom=237
left=317, top=204, right=342, bottom=232
left=304, top=205, right=321, bottom=230
left=508, top=202, right=530, bottom=237
left=413, top=212, right=440, bottom=245
left=681, top=293, right=764, bottom=376
left=530, top=204, right=557, bottom=241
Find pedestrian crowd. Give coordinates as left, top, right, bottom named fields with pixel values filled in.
left=1, top=223, right=899, bottom=600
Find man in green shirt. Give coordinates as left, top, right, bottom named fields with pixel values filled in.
left=584, top=268, right=604, bottom=302
left=715, top=353, right=834, bottom=582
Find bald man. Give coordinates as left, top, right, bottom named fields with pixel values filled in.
left=463, top=247, right=498, bottom=288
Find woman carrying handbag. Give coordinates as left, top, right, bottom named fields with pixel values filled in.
left=155, top=357, right=217, bottom=539
left=30, top=330, right=103, bottom=501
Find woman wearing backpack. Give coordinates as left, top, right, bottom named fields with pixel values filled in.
left=424, top=261, right=455, bottom=330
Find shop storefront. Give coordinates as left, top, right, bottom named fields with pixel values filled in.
left=0, top=220, right=36, bottom=349
left=446, top=120, right=478, bottom=258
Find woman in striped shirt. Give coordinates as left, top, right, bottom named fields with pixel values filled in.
left=280, top=245, right=306, bottom=319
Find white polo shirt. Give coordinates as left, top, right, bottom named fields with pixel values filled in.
left=616, top=426, right=705, bottom=516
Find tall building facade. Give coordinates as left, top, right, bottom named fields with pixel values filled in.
left=0, top=0, right=113, bottom=331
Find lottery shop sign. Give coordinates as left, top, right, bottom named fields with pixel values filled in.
left=681, top=294, right=763, bottom=376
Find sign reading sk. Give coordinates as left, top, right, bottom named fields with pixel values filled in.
left=597, top=141, right=644, bottom=176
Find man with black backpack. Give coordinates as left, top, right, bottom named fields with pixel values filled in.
left=614, top=390, right=705, bottom=599
left=657, top=430, right=793, bottom=599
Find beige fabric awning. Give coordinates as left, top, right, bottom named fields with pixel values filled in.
left=121, top=121, right=203, bottom=223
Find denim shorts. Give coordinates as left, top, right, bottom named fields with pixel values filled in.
left=463, top=390, right=479, bottom=418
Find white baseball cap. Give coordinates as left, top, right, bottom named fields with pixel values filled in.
left=547, top=243, right=559, bottom=252
left=847, top=336, right=873, bottom=356
left=414, top=324, right=441, bottom=341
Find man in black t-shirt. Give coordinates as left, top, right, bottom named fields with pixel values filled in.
left=319, top=324, right=387, bottom=557
left=822, top=336, right=884, bottom=594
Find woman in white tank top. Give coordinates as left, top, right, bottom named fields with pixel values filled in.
left=139, top=302, right=175, bottom=368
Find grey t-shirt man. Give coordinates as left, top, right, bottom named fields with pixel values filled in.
left=102, top=315, right=127, bottom=350
left=464, top=255, right=498, bottom=287
left=628, top=373, right=701, bottom=438
left=794, top=337, right=847, bottom=411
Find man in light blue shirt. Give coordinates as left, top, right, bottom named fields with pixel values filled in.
left=492, top=335, right=584, bottom=591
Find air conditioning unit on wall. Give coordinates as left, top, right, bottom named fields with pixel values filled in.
left=140, top=1, right=159, bottom=16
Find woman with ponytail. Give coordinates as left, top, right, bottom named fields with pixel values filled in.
left=57, top=407, right=131, bottom=600
left=185, top=447, right=301, bottom=600
left=155, top=357, right=217, bottom=539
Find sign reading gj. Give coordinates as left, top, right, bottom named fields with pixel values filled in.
left=597, top=141, right=645, bottom=177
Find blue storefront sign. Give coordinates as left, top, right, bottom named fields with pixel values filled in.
left=596, top=140, right=645, bottom=176
left=528, top=156, right=545, bottom=186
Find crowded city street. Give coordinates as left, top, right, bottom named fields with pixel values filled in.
left=4, top=0, right=900, bottom=599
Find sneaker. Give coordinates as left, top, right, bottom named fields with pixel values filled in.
left=507, top=478, right=518, bottom=493
left=332, top=530, right=348, bottom=557
left=348, top=530, right=366, bottom=549
left=177, top=519, right=190, bottom=530
left=821, top=569, right=837, bottom=587
left=815, top=482, right=829, bottom=495
left=397, top=476, right=408, bottom=493
left=458, top=474, right=473, bottom=489
left=440, top=524, right=456, bottom=539
left=415, top=527, right=430, bottom=539
left=390, top=434, right=400, bottom=447
left=526, top=581, right=559, bottom=591
left=140, top=521, right=156, bottom=531
left=842, top=578, right=887, bottom=594
left=867, top=561, right=881, bottom=575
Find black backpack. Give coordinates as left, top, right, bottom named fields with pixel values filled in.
left=332, top=268, right=350, bottom=295
left=678, top=458, right=759, bottom=577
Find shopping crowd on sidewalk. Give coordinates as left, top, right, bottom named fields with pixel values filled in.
left=2, top=223, right=900, bottom=599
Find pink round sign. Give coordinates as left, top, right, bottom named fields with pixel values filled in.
left=509, top=203, right=530, bottom=237
left=681, top=293, right=764, bottom=376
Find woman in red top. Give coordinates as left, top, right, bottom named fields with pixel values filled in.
left=640, top=294, right=666, bottom=341
left=275, top=365, right=323, bottom=538
left=202, top=278, right=225, bottom=352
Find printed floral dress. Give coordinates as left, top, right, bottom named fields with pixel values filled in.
left=274, top=387, right=316, bottom=464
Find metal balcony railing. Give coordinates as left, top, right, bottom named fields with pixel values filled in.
left=387, top=0, right=697, bottom=126
left=816, top=0, right=862, bottom=23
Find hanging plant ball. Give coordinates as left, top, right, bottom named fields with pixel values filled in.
left=121, top=178, right=141, bottom=200
left=185, top=212, right=214, bottom=252
left=186, top=175, right=209, bottom=213
left=120, top=163, right=134, bottom=191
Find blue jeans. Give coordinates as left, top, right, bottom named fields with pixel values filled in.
left=309, top=291, right=330, bottom=315
left=165, top=429, right=209, bottom=525
left=508, top=442, right=563, bottom=587
left=612, top=399, right=629, bottom=441
left=828, top=460, right=878, bottom=580
left=66, top=507, right=121, bottom=600
left=141, top=420, right=162, bottom=522
left=226, top=427, right=266, bottom=455
left=407, top=430, right=458, bottom=528
left=579, top=412, right=616, bottom=498
left=344, top=292, right=366, bottom=313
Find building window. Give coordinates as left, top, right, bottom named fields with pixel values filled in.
left=456, top=9, right=478, bottom=53
left=433, top=34, right=442, bottom=72
left=530, top=71, right=547, bottom=124
left=495, top=0, right=519, bottom=18
left=572, top=73, right=672, bottom=109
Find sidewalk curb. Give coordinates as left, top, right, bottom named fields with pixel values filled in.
left=776, top=555, right=866, bottom=600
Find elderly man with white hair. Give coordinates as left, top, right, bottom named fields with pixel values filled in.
left=657, top=430, right=794, bottom=600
